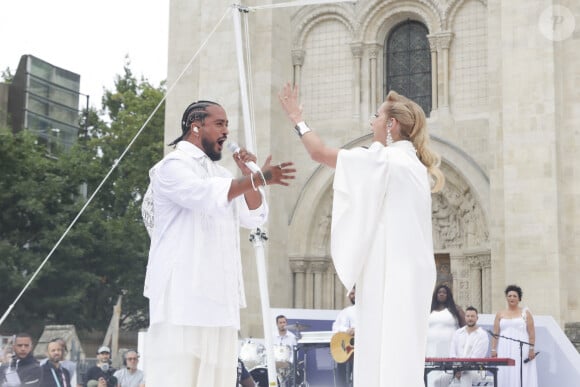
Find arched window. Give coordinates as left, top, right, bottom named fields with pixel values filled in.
left=385, top=20, right=432, bottom=116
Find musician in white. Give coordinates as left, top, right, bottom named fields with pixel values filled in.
left=332, top=286, right=356, bottom=335
left=332, top=286, right=356, bottom=387
left=449, top=306, right=490, bottom=387
left=274, top=315, right=297, bottom=349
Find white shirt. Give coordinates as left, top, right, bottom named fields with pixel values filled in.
left=449, top=326, right=489, bottom=358
left=113, top=368, right=145, bottom=387
left=274, top=330, right=297, bottom=347
left=332, top=305, right=356, bottom=333
left=143, top=141, right=268, bottom=328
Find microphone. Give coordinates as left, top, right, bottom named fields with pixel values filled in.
left=524, top=352, right=540, bottom=363
left=226, top=142, right=261, bottom=173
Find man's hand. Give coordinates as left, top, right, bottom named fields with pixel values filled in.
left=232, top=148, right=258, bottom=176
left=260, top=156, right=296, bottom=186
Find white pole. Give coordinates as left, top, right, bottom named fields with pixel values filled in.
left=232, top=6, right=277, bottom=386
left=232, top=6, right=256, bottom=153
left=250, top=229, right=278, bottom=386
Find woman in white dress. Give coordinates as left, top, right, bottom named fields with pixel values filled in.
left=492, top=284, right=538, bottom=387
left=279, top=83, right=445, bottom=387
left=426, top=284, right=466, bottom=386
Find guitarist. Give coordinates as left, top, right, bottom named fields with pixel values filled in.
left=332, top=286, right=356, bottom=387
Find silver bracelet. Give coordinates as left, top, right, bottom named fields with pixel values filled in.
left=294, top=121, right=312, bottom=137
left=250, top=173, right=258, bottom=191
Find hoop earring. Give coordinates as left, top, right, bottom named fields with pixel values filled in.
left=386, top=126, right=394, bottom=146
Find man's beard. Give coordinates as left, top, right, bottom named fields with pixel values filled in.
left=202, top=137, right=222, bottom=161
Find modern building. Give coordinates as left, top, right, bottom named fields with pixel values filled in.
left=7, top=55, right=82, bottom=154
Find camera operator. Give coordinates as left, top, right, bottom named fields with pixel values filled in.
left=84, top=346, right=117, bottom=387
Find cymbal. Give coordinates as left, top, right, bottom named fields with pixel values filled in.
left=286, top=322, right=311, bottom=331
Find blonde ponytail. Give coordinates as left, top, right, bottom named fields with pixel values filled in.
left=384, top=91, right=445, bottom=192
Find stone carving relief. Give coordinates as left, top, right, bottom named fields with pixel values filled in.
left=432, top=192, right=461, bottom=249
left=313, top=190, right=333, bottom=255
left=432, top=186, right=489, bottom=250
left=316, top=211, right=332, bottom=254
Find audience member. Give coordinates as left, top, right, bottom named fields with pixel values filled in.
left=112, top=350, right=144, bottom=387
left=40, top=339, right=71, bottom=387
left=0, top=333, right=41, bottom=386
left=39, top=339, right=77, bottom=387
left=84, top=346, right=116, bottom=387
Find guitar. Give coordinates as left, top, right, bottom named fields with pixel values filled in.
left=330, top=332, right=354, bottom=363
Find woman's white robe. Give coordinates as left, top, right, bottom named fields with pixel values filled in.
left=332, top=140, right=436, bottom=387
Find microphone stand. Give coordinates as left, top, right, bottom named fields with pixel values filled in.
left=490, top=331, right=532, bottom=387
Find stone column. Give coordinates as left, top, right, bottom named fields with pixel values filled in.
left=465, top=251, right=492, bottom=313
left=290, top=258, right=308, bottom=308
left=426, top=35, right=439, bottom=113
left=350, top=43, right=363, bottom=120
left=430, top=32, right=453, bottom=110
left=367, top=44, right=381, bottom=115
left=323, top=270, right=335, bottom=309
left=449, top=250, right=470, bottom=308
left=311, top=259, right=329, bottom=309
left=481, top=254, right=491, bottom=313
left=467, top=256, right=483, bottom=311
left=292, top=49, right=305, bottom=88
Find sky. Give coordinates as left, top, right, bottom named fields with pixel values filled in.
left=0, top=0, right=169, bottom=109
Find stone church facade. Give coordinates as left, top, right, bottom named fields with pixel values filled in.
left=164, top=0, right=579, bottom=339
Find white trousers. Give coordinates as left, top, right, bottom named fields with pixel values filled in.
left=145, top=322, right=238, bottom=387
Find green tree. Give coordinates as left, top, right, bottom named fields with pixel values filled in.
left=0, top=127, right=81, bottom=334
left=0, top=64, right=164, bottom=335
left=1, top=67, right=13, bottom=82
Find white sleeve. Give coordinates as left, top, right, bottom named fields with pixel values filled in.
left=449, top=331, right=459, bottom=357
left=237, top=189, right=268, bottom=229
left=155, top=158, right=232, bottom=215
left=471, top=329, right=490, bottom=358
left=333, top=309, right=349, bottom=333
left=331, top=143, right=389, bottom=289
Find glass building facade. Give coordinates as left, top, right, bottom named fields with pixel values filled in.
left=8, top=55, right=81, bottom=154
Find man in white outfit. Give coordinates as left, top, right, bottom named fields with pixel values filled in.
left=449, top=306, right=490, bottom=387
left=332, top=286, right=356, bottom=387
left=274, top=315, right=297, bottom=349
left=142, top=100, right=295, bottom=386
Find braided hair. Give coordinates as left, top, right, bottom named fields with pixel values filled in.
left=169, top=100, right=221, bottom=146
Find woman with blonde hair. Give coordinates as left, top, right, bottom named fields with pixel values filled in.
left=279, top=83, right=444, bottom=386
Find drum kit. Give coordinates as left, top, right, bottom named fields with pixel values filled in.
left=239, top=323, right=310, bottom=387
